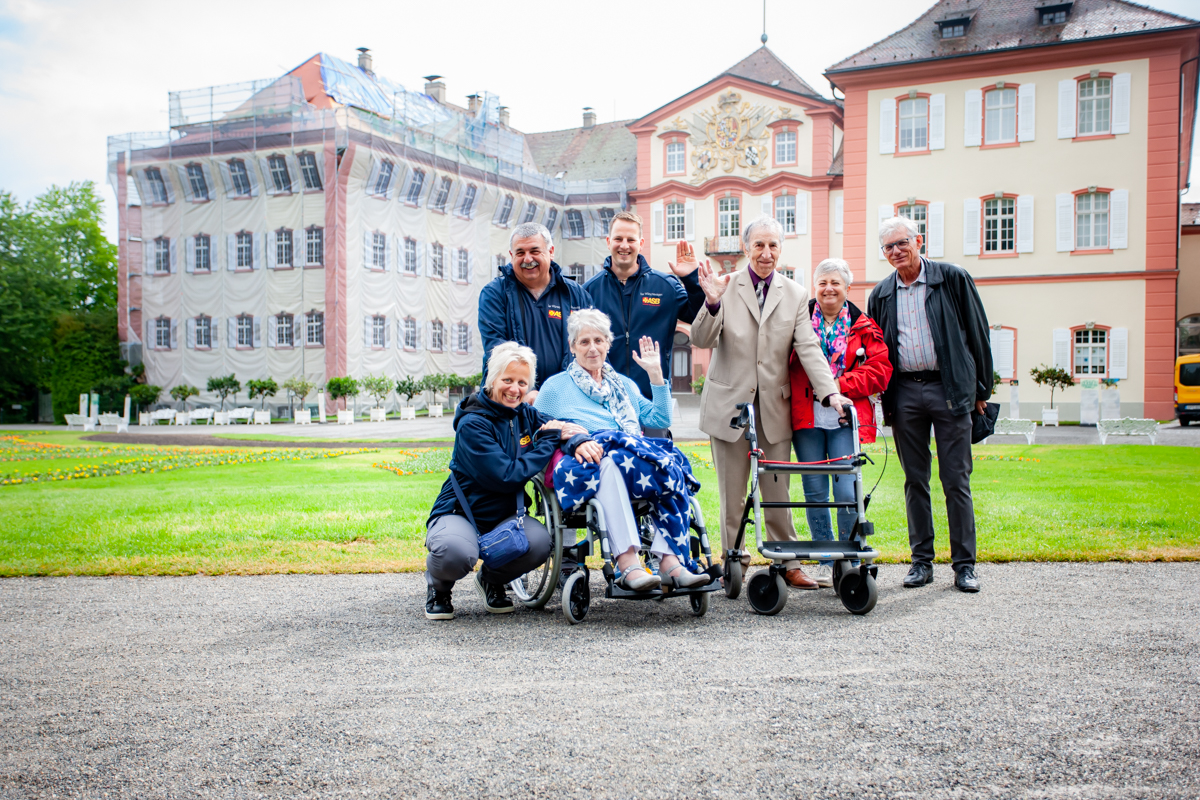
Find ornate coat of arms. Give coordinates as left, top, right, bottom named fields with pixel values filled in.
left=682, top=91, right=778, bottom=184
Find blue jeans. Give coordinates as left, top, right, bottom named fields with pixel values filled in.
left=792, top=426, right=856, bottom=564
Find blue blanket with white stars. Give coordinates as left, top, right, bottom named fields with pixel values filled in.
left=552, top=430, right=701, bottom=570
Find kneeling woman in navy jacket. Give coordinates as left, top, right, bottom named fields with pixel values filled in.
left=424, top=342, right=583, bottom=620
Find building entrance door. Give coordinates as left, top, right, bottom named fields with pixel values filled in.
left=671, top=331, right=693, bottom=392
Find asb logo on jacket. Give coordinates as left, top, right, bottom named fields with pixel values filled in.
left=641, top=296, right=661, bottom=306
left=548, top=309, right=563, bottom=319
left=519, top=435, right=532, bottom=447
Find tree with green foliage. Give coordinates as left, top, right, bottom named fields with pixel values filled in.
left=359, top=374, right=392, bottom=409
left=170, top=384, right=200, bottom=409
left=421, top=373, right=450, bottom=406
left=206, top=374, right=241, bottom=411
left=1029, top=364, right=1075, bottom=409
left=282, top=376, right=315, bottom=416
left=993, top=370, right=1003, bottom=394
left=246, top=378, right=278, bottom=410
left=395, top=376, right=422, bottom=408
left=129, top=384, right=162, bottom=414
left=47, top=309, right=125, bottom=422
left=326, top=376, right=359, bottom=410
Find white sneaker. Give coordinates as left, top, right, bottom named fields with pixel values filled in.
left=813, top=564, right=834, bottom=588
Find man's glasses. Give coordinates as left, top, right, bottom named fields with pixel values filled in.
left=881, top=238, right=912, bottom=253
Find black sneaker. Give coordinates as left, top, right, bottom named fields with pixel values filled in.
left=954, top=565, right=980, bottom=593
left=425, top=586, right=454, bottom=620
left=474, top=571, right=515, bottom=614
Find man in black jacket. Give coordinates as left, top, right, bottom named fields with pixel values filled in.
left=868, top=216, right=992, bottom=593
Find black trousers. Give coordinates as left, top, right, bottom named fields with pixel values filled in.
left=890, top=379, right=977, bottom=569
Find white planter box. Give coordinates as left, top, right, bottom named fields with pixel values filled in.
left=175, top=412, right=191, bottom=425
left=138, top=412, right=150, bottom=426
left=337, top=410, right=355, bottom=425
left=428, top=403, right=444, bottom=418
left=295, top=409, right=311, bottom=425
left=399, top=407, right=416, bottom=420
left=213, top=411, right=230, bottom=425
left=369, top=408, right=387, bottom=422
left=253, top=411, right=271, bottom=425
left=1041, top=407, right=1059, bottom=427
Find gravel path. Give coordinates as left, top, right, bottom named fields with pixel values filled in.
left=2, top=564, right=1197, bottom=799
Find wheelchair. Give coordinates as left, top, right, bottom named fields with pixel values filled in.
left=509, top=472, right=723, bottom=625
left=725, top=402, right=882, bottom=616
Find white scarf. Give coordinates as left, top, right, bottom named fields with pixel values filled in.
left=567, top=360, right=641, bottom=436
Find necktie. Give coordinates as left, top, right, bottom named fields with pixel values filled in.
left=755, top=279, right=765, bottom=312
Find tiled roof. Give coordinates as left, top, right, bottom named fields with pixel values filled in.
left=525, top=120, right=639, bottom=190
left=827, top=0, right=1198, bottom=74
left=828, top=140, right=844, bottom=176
left=1183, top=203, right=1200, bottom=226
left=724, top=46, right=824, bottom=98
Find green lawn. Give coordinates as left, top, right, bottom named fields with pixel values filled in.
left=0, top=433, right=1197, bottom=575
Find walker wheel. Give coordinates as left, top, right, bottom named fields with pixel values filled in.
left=747, top=571, right=787, bottom=616
left=563, top=570, right=590, bottom=625
left=724, top=560, right=743, bottom=600
left=689, top=591, right=710, bottom=617
left=838, top=569, right=878, bottom=615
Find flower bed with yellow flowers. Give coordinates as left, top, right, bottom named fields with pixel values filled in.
left=373, top=448, right=452, bottom=476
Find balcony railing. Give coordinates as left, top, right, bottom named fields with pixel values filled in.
left=704, top=235, right=742, bottom=256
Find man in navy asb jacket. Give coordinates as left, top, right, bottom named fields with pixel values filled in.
left=583, top=211, right=706, bottom=400
left=478, top=222, right=593, bottom=393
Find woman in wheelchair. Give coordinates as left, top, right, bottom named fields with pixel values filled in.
left=424, top=342, right=586, bottom=620
left=533, top=309, right=710, bottom=592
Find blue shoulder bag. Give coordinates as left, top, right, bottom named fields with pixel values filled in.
left=448, top=461, right=529, bottom=571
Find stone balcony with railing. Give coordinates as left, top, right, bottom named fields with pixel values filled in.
left=703, top=235, right=742, bottom=256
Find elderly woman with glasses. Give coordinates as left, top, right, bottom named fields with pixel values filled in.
left=787, top=258, right=893, bottom=588
left=533, top=308, right=710, bottom=592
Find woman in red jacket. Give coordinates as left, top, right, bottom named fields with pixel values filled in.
left=787, top=258, right=893, bottom=587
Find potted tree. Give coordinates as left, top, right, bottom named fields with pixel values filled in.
left=283, top=376, right=315, bottom=424
left=326, top=376, right=359, bottom=425
left=206, top=374, right=241, bottom=424
left=1029, top=364, right=1074, bottom=426
left=396, top=375, right=422, bottom=420
left=130, top=384, right=163, bottom=425
left=422, top=373, right=449, bottom=418
left=360, top=374, right=392, bottom=422
left=247, top=378, right=278, bottom=424
left=169, top=384, right=200, bottom=424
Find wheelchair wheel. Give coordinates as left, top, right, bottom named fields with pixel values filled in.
left=563, top=570, right=590, bottom=625
left=724, top=559, right=743, bottom=599
left=511, top=481, right=563, bottom=609
left=838, top=569, right=878, bottom=615
left=689, top=591, right=710, bottom=617
left=747, top=570, right=787, bottom=616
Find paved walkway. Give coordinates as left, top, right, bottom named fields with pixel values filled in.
left=1, top=564, right=1196, bottom=799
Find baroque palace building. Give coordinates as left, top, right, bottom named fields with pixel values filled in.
left=111, top=0, right=1199, bottom=420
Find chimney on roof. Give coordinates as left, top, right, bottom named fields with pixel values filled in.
left=498, top=106, right=510, bottom=127
left=424, top=75, right=446, bottom=104
left=582, top=107, right=596, bottom=129
left=467, top=94, right=481, bottom=115
left=357, top=48, right=374, bottom=76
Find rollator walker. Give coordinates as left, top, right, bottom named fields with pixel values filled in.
left=509, top=472, right=723, bottom=625
left=725, top=402, right=881, bottom=616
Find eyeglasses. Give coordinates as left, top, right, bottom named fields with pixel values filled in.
left=881, top=238, right=912, bottom=253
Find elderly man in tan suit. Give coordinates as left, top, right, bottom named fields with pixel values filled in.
left=692, top=216, right=852, bottom=589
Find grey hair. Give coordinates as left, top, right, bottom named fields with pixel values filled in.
left=509, top=222, right=553, bottom=251
left=484, top=341, right=537, bottom=394
left=878, top=215, right=920, bottom=244
left=567, top=308, right=613, bottom=346
left=742, top=215, right=784, bottom=248
left=813, top=258, right=853, bottom=286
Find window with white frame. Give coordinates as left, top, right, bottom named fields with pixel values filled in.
left=666, top=141, right=685, bottom=173
left=1074, top=328, right=1107, bottom=376
left=154, top=238, right=170, bottom=273
left=372, top=232, right=387, bottom=269
left=454, top=322, right=470, bottom=353
left=277, top=313, right=294, bottom=347
left=495, top=254, right=507, bottom=272
left=1078, top=78, right=1111, bottom=136
left=899, top=97, right=928, bottom=152
left=781, top=267, right=795, bottom=280
left=598, top=208, right=614, bottom=235
left=566, top=210, right=585, bottom=238
left=457, top=184, right=477, bottom=216
left=430, top=320, right=445, bottom=352
left=897, top=204, right=928, bottom=255
left=565, top=263, right=586, bottom=283
left=666, top=202, right=686, bottom=241
left=306, top=312, right=324, bottom=346
left=267, top=155, right=292, bottom=193
left=545, top=208, right=558, bottom=233
left=306, top=227, right=323, bottom=266
left=194, top=235, right=211, bottom=272
left=372, top=315, right=386, bottom=348
left=496, top=195, right=514, bottom=226
left=186, top=164, right=209, bottom=201
left=276, top=229, right=293, bottom=267
left=1076, top=192, right=1109, bottom=249
left=372, top=160, right=394, bottom=196
left=454, top=248, right=470, bottom=282
left=403, top=239, right=418, bottom=274
left=195, top=315, right=212, bottom=348
left=983, top=197, right=1015, bottom=253
left=984, top=88, right=1017, bottom=145
left=237, top=315, right=254, bottom=348
left=775, top=130, right=796, bottom=164
left=775, top=195, right=796, bottom=235
left=521, top=201, right=538, bottom=224
left=402, top=318, right=417, bottom=350
left=431, top=177, right=452, bottom=211
left=405, top=170, right=425, bottom=204
left=145, top=167, right=169, bottom=204
left=430, top=244, right=445, bottom=279
left=228, top=160, right=251, bottom=196
left=155, top=318, right=171, bottom=349
left=718, top=197, right=740, bottom=242
left=236, top=232, right=253, bottom=269
left=298, top=153, right=322, bottom=190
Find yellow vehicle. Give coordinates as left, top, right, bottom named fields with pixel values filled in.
left=1176, top=354, right=1200, bottom=426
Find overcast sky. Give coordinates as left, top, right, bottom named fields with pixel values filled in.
left=1, top=0, right=1197, bottom=241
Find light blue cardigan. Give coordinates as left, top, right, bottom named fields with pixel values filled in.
left=533, top=371, right=672, bottom=433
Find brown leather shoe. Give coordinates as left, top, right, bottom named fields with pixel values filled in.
left=784, top=568, right=819, bottom=590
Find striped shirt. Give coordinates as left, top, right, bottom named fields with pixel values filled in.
left=895, top=262, right=939, bottom=372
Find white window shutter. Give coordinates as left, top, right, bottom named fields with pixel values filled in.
left=426, top=242, right=434, bottom=276
left=877, top=204, right=891, bottom=260
left=227, top=317, right=236, bottom=347
left=185, top=236, right=196, bottom=273
left=761, top=196, right=772, bottom=217
left=384, top=317, right=392, bottom=349
left=1055, top=193, right=1075, bottom=252
left=964, top=89, right=983, bottom=147
left=1111, top=73, right=1131, bottom=135
left=252, top=317, right=261, bottom=348
left=927, top=201, right=945, bottom=258
left=285, top=155, right=301, bottom=192
left=259, top=158, right=276, bottom=194
left=218, top=161, right=234, bottom=196
left=879, top=98, right=895, bottom=154
left=652, top=201, right=663, bottom=243
left=1017, top=84, right=1036, bottom=142
left=267, top=315, right=278, bottom=348
left=143, top=240, right=152, bottom=274
left=364, top=317, right=372, bottom=347
left=245, top=161, right=260, bottom=197
left=365, top=158, right=381, bottom=196
left=929, top=94, right=946, bottom=150
left=363, top=231, right=372, bottom=270
left=1016, top=195, right=1035, bottom=253
left=468, top=251, right=475, bottom=284
left=1110, top=189, right=1129, bottom=249
left=226, top=234, right=237, bottom=271
left=384, top=234, right=393, bottom=272
left=175, top=165, right=194, bottom=202
left=796, top=192, right=808, bottom=235
left=416, top=239, right=425, bottom=276
left=266, top=231, right=277, bottom=270
left=186, top=318, right=196, bottom=349
left=252, top=233, right=262, bottom=270
left=990, top=328, right=1014, bottom=380
left=285, top=231, right=296, bottom=267
left=1052, top=328, right=1071, bottom=370
left=684, top=199, right=695, bottom=241
left=963, top=198, right=981, bottom=256
left=200, top=164, right=217, bottom=200
left=418, top=172, right=434, bottom=206
left=834, top=196, right=843, bottom=234
left=169, top=239, right=178, bottom=273
left=1109, top=328, right=1129, bottom=379
left=399, top=168, right=416, bottom=205
left=170, top=320, right=178, bottom=350
left=212, top=317, right=220, bottom=350
left=1057, top=79, right=1077, bottom=139
left=144, top=319, right=153, bottom=350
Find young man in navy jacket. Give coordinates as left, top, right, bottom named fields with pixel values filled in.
left=583, top=212, right=706, bottom=412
